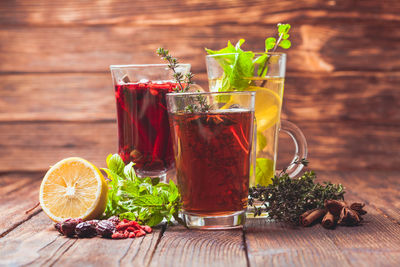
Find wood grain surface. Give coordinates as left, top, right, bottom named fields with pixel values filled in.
left=1, top=171, right=399, bottom=266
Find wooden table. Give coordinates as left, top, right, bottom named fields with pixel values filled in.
left=1, top=171, right=399, bottom=266
left=1, top=0, right=400, bottom=266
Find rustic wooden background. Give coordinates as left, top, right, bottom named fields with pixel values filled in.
left=0, top=0, right=399, bottom=174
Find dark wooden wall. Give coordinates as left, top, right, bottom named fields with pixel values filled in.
left=0, top=0, right=399, bottom=173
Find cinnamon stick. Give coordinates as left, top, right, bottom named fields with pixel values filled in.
left=321, top=211, right=335, bottom=229
left=300, top=208, right=326, bottom=227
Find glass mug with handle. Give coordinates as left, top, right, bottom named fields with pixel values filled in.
left=206, top=52, right=307, bottom=188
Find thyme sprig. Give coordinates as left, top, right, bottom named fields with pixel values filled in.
left=156, top=47, right=193, bottom=92
left=248, top=159, right=345, bottom=225
left=157, top=47, right=211, bottom=112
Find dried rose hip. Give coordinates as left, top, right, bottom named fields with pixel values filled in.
left=96, top=220, right=116, bottom=238
left=61, top=218, right=83, bottom=237
left=107, top=216, right=120, bottom=225
left=54, top=222, right=63, bottom=235
left=75, top=222, right=97, bottom=238
left=86, top=220, right=99, bottom=227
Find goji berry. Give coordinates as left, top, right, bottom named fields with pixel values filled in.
left=126, top=227, right=136, bottom=232
left=142, top=226, right=152, bottom=233
left=111, top=232, right=126, bottom=239
left=116, top=223, right=129, bottom=231
left=134, top=229, right=146, bottom=237
left=129, top=232, right=136, bottom=238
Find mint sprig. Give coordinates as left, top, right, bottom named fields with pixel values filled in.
left=205, top=23, right=291, bottom=91
left=103, top=154, right=183, bottom=227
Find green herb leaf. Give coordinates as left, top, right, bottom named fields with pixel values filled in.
left=106, top=154, right=125, bottom=177
left=103, top=154, right=182, bottom=227
left=265, top=37, right=276, bottom=51
left=279, top=39, right=291, bottom=49
left=254, top=158, right=274, bottom=186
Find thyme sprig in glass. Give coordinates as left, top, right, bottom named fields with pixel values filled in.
left=157, top=47, right=211, bottom=112
left=156, top=47, right=193, bottom=93
left=248, top=159, right=345, bottom=225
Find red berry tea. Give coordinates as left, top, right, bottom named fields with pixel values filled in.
left=115, top=81, right=179, bottom=176
left=169, top=110, right=254, bottom=215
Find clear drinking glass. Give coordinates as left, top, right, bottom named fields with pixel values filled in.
left=167, top=91, right=256, bottom=229
left=110, top=64, right=191, bottom=180
left=206, top=53, right=307, bottom=188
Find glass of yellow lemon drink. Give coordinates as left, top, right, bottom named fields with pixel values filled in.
left=206, top=51, right=307, bottom=187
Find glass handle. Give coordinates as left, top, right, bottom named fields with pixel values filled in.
left=278, top=120, right=308, bottom=178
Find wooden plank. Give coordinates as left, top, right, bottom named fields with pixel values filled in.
left=0, top=211, right=163, bottom=266
left=148, top=225, right=247, bottom=267
left=0, top=172, right=42, bottom=237
left=1, top=72, right=399, bottom=124
left=245, top=174, right=400, bottom=267
left=0, top=121, right=398, bottom=173
left=0, top=21, right=399, bottom=73
left=50, top=225, right=164, bottom=267
left=326, top=171, right=400, bottom=224
left=0, top=0, right=399, bottom=26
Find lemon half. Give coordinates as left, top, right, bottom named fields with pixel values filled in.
left=39, top=157, right=108, bottom=222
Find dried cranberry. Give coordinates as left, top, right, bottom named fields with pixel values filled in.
left=107, top=216, right=120, bottom=225
left=96, top=220, right=116, bottom=238
left=61, top=218, right=82, bottom=237
left=75, top=222, right=97, bottom=238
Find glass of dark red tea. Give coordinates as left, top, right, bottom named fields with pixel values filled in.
left=167, top=91, right=255, bottom=229
left=110, top=64, right=191, bottom=180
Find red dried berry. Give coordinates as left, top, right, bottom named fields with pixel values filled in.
left=61, top=218, right=83, bottom=237
left=122, top=219, right=130, bottom=223
left=123, top=230, right=130, bottom=238
left=54, top=222, right=63, bottom=235
left=116, top=223, right=129, bottom=231
left=142, top=226, right=152, bottom=233
left=75, top=222, right=97, bottom=238
left=96, top=220, right=116, bottom=238
left=129, top=232, right=136, bottom=238
left=107, top=216, right=120, bottom=225
left=111, top=232, right=126, bottom=239
left=86, top=220, right=99, bottom=227
left=134, top=229, right=146, bottom=237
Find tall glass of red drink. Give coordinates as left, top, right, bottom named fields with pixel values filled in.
left=110, top=64, right=191, bottom=180
left=167, top=91, right=255, bottom=229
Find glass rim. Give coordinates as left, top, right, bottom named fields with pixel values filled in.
left=166, top=91, right=256, bottom=97
left=110, top=63, right=191, bottom=70
left=206, top=52, right=286, bottom=58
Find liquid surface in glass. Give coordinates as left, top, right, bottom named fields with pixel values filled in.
left=169, top=109, right=254, bottom=215
left=115, top=81, right=179, bottom=176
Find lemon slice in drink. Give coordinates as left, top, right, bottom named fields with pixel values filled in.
left=249, top=86, right=282, bottom=132
left=39, top=157, right=108, bottom=222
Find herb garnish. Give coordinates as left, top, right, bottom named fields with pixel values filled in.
left=248, top=162, right=345, bottom=225
left=205, top=23, right=291, bottom=91
left=157, top=47, right=211, bottom=113
left=103, top=154, right=183, bottom=227
left=156, top=47, right=194, bottom=93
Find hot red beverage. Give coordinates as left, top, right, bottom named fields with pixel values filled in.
left=115, top=81, right=179, bottom=176
left=169, top=110, right=254, bottom=215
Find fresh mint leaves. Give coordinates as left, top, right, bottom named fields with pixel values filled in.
left=103, top=154, right=182, bottom=227
left=205, top=23, right=291, bottom=92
